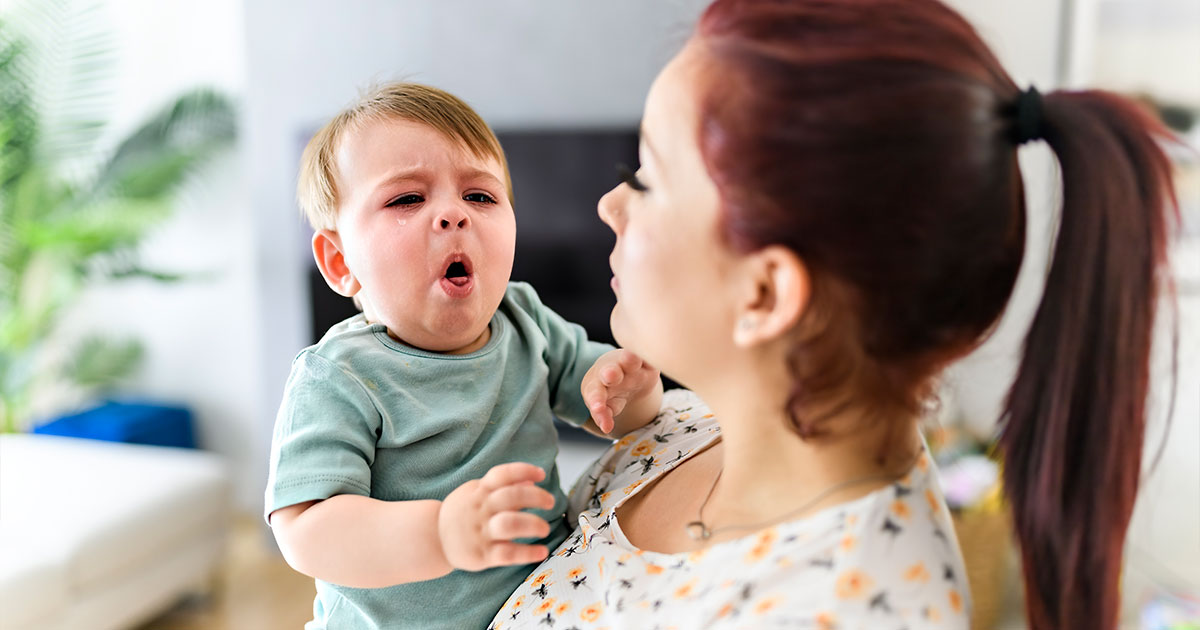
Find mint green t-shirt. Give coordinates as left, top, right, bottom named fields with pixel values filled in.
left=265, top=282, right=611, bottom=630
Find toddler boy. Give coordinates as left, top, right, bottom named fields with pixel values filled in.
left=265, top=83, right=662, bottom=630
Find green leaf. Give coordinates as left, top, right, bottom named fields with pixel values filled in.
left=95, top=88, right=236, bottom=198
left=5, top=0, right=114, bottom=171
left=64, top=335, right=143, bottom=390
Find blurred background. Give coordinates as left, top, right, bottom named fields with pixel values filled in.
left=0, top=1, right=1195, bottom=629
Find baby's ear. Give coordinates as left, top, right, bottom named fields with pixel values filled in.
left=312, top=229, right=361, bottom=298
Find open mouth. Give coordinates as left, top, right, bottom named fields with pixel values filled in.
left=441, top=254, right=474, bottom=288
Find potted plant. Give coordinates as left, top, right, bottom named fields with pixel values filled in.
left=0, top=2, right=236, bottom=433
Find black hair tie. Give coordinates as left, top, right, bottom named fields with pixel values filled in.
left=1014, top=86, right=1045, bottom=145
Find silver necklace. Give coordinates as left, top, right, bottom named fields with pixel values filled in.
left=684, top=466, right=909, bottom=541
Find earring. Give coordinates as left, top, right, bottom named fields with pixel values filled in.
left=738, top=317, right=756, bottom=331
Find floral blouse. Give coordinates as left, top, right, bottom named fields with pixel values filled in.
left=490, top=389, right=971, bottom=630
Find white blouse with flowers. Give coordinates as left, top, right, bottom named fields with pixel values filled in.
left=490, top=389, right=970, bottom=630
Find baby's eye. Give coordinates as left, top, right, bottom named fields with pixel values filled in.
left=464, top=192, right=497, bottom=204
left=385, top=194, right=424, bottom=207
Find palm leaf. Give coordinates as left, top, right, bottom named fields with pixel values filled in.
left=63, top=335, right=143, bottom=391
left=95, top=88, right=236, bottom=199
left=0, top=23, right=37, bottom=195
left=5, top=0, right=114, bottom=174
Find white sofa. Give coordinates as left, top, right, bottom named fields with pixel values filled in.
left=0, top=433, right=231, bottom=630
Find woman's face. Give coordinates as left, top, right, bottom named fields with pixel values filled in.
left=597, top=42, right=742, bottom=386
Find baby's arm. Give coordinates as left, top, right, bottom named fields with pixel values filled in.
left=580, top=349, right=664, bottom=438
left=270, top=462, right=554, bottom=588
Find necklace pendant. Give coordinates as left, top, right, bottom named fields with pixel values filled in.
left=685, top=521, right=711, bottom=541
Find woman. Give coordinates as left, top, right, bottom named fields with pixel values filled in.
left=492, top=0, right=1177, bottom=628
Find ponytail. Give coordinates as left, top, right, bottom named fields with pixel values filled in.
left=999, top=90, right=1178, bottom=630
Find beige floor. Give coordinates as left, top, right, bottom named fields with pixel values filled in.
left=133, top=516, right=316, bottom=630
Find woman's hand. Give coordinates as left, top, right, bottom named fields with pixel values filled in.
left=437, top=462, right=556, bottom=572
left=582, top=349, right=663, bottom=435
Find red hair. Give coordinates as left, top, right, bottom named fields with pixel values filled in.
left=693, top=1, right=1178, bottom=628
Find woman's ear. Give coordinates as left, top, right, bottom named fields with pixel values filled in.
left=312, top=230, right=361, bottom=298
left=732, top=245, right=810, bottom=348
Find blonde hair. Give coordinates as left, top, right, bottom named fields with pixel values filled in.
left=297, top=82, right=513, bottom=230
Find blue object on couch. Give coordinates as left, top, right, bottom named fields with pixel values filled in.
left=32, top=401, right=196, bottom=448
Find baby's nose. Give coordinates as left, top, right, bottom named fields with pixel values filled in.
left=435, top=208, right=470, bottom=230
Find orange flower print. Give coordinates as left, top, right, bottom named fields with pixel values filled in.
left=631, top=440, right=655, bottom=456
left=816, top=611, right=837, bottom=630
left=599, top=491, right=612, bottom=503
left=511, top=595, right=526, bottom=609
left=839, top=534, right=857, bottom=553
left=674, top=579, right=698, bottom=599
left=555, top=602, right=571, bottom=616
left=745, top=543, right=771, bottom=564
left=917, top=453, right=930, bottom=472
left=717, top=603, right=734, bottom=618
left=679, top=413, right=691, bottom=420
left=949, top=589, right=963, bottom=613
left=615, top=434, right=637, bottom=450
left=580, top=602, right=603, bottom=622
left=745, top=527, right=779, bottom=563
left=845, top=513, right=859, bottom=526
left=835, top=569, right=874, bottom=599
left=568, top=566, right=584, bottom=579
left=904, top=563, right=930, bottom=583
left=531, top=570, right=553, bottom=587
left=926, top=488, right=942, bottom=514
left=924, top=605, right=942, bottom=622
left=702, top=413, right=714, bottom=418
left=755, top=527, right=779, bottom=547
left=534, top=597, right=557, bottom=615
left=892, top=499, right=912, bottom=520
left=687, top=549, right=708, bottom=563
left=754, top=596, right=781, bottom=615
left=646, top=563, right=665, bottom=575
left=623, top=480, right=645, bottom=495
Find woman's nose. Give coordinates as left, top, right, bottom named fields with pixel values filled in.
left=597, top=186, right=623, bottom=233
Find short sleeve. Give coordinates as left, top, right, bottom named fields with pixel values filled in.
left=264, top=351, right=382, bottom=522
left=510, top=282, right=612, bottom=426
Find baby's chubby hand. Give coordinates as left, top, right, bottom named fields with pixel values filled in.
left=583, top=349, right=661, bottom=434
left=437, top=462, right=555, bottom=572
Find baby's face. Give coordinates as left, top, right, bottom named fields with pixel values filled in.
left=332, top=117, right=515, bottom=353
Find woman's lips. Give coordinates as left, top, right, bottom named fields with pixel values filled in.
left=610, top=276, right=619, bottom=293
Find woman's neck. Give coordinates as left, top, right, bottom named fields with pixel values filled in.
left=691, top=373, right=921, bottom=529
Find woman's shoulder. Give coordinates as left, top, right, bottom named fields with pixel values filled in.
left=783, top=454, right=972, bottom=629
left=580, top=390, right=718, bottom=483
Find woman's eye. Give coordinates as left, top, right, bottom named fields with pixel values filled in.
left=464, top=192, right=497, bottom=204
left=385, top=194, right=424, bottom=207
left=616, top=162, right=648, bottom=193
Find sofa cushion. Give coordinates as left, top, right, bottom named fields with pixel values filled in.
left=0, top=434, right=230, bottom=619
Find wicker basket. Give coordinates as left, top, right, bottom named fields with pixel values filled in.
left=951, top=507, right=1015, bottom=630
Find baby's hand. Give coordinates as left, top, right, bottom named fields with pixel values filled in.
left=437, top=462, right=555, bottom=572
left=583, top=349, right=661, bottom=434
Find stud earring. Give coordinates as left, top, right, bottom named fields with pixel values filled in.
left=737, top=317, right=756, bottom=331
